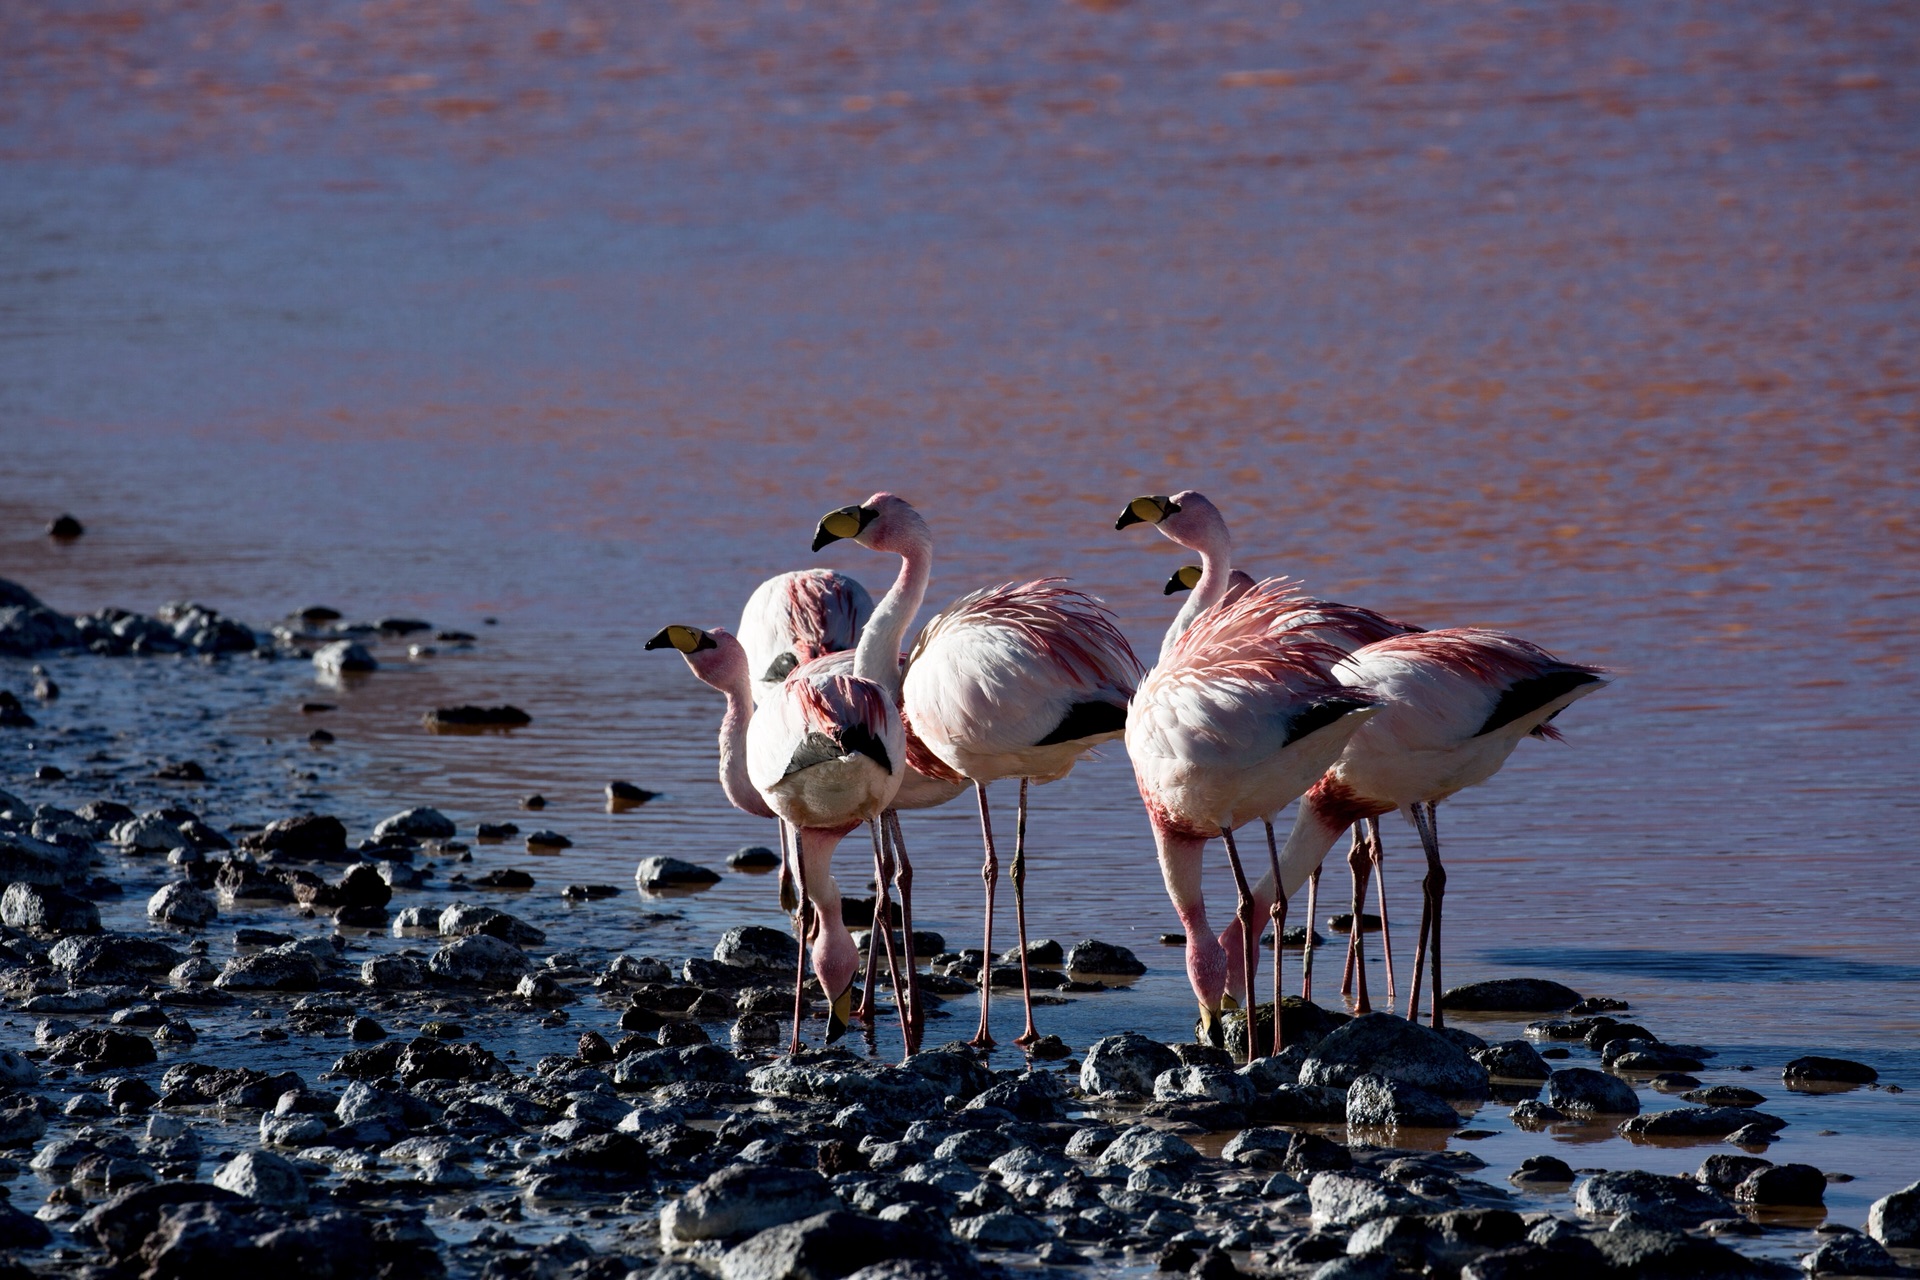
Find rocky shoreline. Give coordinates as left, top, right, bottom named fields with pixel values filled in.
left=2, top=578, right=1917, bottom=1280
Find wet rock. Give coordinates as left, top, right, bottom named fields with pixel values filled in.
left=1442, top=978, right=1582, bottom=1012
left=1309, top=1171, right=1426, bottom=1226
left=48, top=514, right=85, bottom=538
left=1155, top=1063, right=1257, bottom=1106
left=0, top=690, right=36, bottom=727
left=114, top=813, right=192, bottom=852
left=636, top=856, right=723, bottom=889
left=1099, top=1124, right=1198, bottom=1172
left=955, top=1209, right=1052, bottom=1249
left=663, top=1164, right=840, bottom=1244
left=212, top=1150, right=308, bottom=1206
left=1346, top=1074, right=1463, bottom=1129
left=0, top=1197, right=53, bottom=1249
left=731, top=846, right=781, bottom=870
left=525, top=829, right=572, bottom=850
left=715, top=924, right=801, bottom=970
left=720, top=1210, right=974, bottom=1280
left=0, top=828, right=76, bottom=885
left=240, top=815, right=350, bottom=862
left=608, top=780, right=658, bottom=806
left=0, top=1047, right=39, bottom=1087
left=1607, top=1041, right=1709, bottom=1073
left=1591, top=1220, right=1770, bottom=1279
left=1473, top=1040, right=1552, bottom=1081
left=374, top=808, right=456, bottom=841
left=216, top=945, right=323, bottom=991
left=562, top=882, right=620, bottom=900
left=1509, top=1154, right=1575, bottom=1189
left=1065, top=938, right=1146, bottom=976
left=397, top=1037, right=497, bottom=1084
left=423, top=704, right=531, bottom=728
left=618, top=1045, right=749, bottom=1090
left=428, top=934, right=531, bottom=985
left=0, top=1101, right=47, bottom=1148
left=314, top=640, right=378, bottom=676
left=1573, top=1170, right=1733, bottom=1229
left=472, top=868, right=534, bottom=888
left=1869, top=1180, right=1920, bottom=1248
left=1686, top=1084, right=1768, bottom=1107
left=1619, top=1106, right=1785, bottom=1138
left=361, top=955, right=428, bottom=988
left=1803, top=1233, right=1906, bottom=1276
left=154, top=760, right=209, bottom=782
left=1735, top=1163, right=1824, bottom=1206
left=0, top=582, right=82, bottom=656
left=52, top=933, right=185, bottom=983
left=438, top=901, right=545, bottom=945
left=1783, top=1055, right=1877, bottom=1088
left=1299, top=1012, right=1489, bottom=1097
left=1698, top=1153, right=1774, bottom=1193
left=1544, top=1067, right=1639, bottom=1115
left=0, top=881, right=101, bottom=932
left=147, top=881, right=218, bottom=927
left=72, top=1181, right=246, bottom=1259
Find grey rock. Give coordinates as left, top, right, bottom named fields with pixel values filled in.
left=0, top=829, right=78, bottom=885
left=1441, top=978, right=1582, bottom=1011
left=636, top=856, right=723, bottom=889
left=374, top=807, right=456, bottom=840
left=1735, top=1163, right=1825, bottom=1206
left=954, top=1210, right=1051, bottom=1248
left=1154, top=1063, right=1257, bottom=1105
left=147, top=880, right=218, bottom=927
left=428, top=934, right=531, bottom=985
left=1221, top=1127, right=1294, bottom=1169
left=1592, top=1221, right=1770, bottom=1278
left=1065, top=938, right=1146, bottom=976
left=0, top=1047, right=40, bottom=1087
left=663, top=1164, right=839, bottom=1243
left=1545, top=1067, right=1640, bottom=1115
left=51, top=933, right=185, bottom=983
left=1299, top=1012, right=1490, bottom=1097
left=212, top=1149, right=309, bottom=1206
left=438, top=901, right=545, bottom=946
left=1869, top=1180, right=1920, bottom=1248
left=1784, top=1055, right=1878, bottom=1088
left=314, top=640, right=378, bottom=675
left=361, top=955, right=429, bottom=988
left=1099, top=1124, right=1199, bottom=1172
left=1081, top=1033, right=1180, bottom=1098
left=1619, top=1106, right=1785, bottom=1138
left=1698, top=1153, right=1774, bottom=1193
left=0, top=881, right=101, bottom=932
left=1473, top=1039, right=1552, bottom=1081
left=715, top=924, right=800, bottom=970
left=718, top=1210, right=972, bottom=1280
left=1309, top=1171, right=1426, bottom=1226
left=216, top=945, right=323, bottom=991
left=1805, top=1232, right=1907, bottom=1275
left=1573, top=1169, right=1733, bottom=1229
left=0, top=1103, right=48, bottom=1148
left=114, top=814, right=192, bottom=851
left=1346, top=1073, right=1464, bottom=1129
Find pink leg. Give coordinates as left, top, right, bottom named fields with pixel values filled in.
left=1302, top=864, right=1320, bottom=1001
left=1010, top=778, right=1042, bottom=1048
left=1347, top=828, right=1373, bottom=1014
left=1410, top=802, right=1447, bottom=1029
left=869, top=819, right=910, bottom=1049
left=1219, top=826, right=1258, bottom=1065
left=970, top=781, right=998, bottom=1050
left=852, top=843, right=884, bottom=1023
left=1264, top=819, right=1288, bottom=1057
left=1368, top=816, right=1397, bottom=1012
left=1339, top=825, right=1364, bottom=997
left=783, top=822, right=809, bottom=1055
left=886, top=810, right=922, bottom=1039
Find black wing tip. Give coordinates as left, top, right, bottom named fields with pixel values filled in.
left=1034, top=699, right=1129, bottom=747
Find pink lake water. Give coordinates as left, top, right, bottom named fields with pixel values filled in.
left=2, top=0, right=1917, bottom=1262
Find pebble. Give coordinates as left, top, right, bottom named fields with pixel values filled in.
left=636, top=856, right=724, bottom=890
left=1783, top=1055, right=1878, bottom=1088
left=729, top=845, right=781, bottom=870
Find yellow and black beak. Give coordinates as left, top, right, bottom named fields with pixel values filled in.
left=1198, top=1002, right=1225, bottom=1048
left=1115, top=494, right=1181, bottom=530
left=645, top=625, right=717, bottom=654
left=1163, top=565, right=1203, bottom=596
left=826, top=985, right=856, bottom=1042
left=813, top=504, right=877, bottom=552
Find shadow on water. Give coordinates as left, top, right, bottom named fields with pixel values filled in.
left=1477, top=946, right=1920, bottom=986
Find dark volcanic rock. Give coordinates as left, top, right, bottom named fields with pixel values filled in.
left=241, top=815, right=351, bottom=862
left=714, top=924, right=800, bottom=971
left=47, top=1028, right=158, bottom=1070
left=1698, top=1154, right=1774, bottom=1193
left=662, top=1164, right=840, bottom=1243
left=423, top=704, right=531, bottom=729
left=1802, top=1233, right=1906, bottom=1277
left=730, top=845, right=781, bottom=870
left=1734, top=1162, right=1825, bottom=1206
left=51, top=933, right=185, bottom=983
left=607, top=780, right=659, bottom=805
left=1783, top=1055, right=1877, bottom=1088
left=1441, top=978, right=1582, bottom=1012
left=1080, top=1033, right=1181, bottom=1098
left=1619, top=1106, right=1785, bottom=1138
left=1299, top=1012, right=1489, bottom=1097
left=636, top=856, right=723, bottom=889
left=1590, top=1221, right=1774, bottom=1279
left=718, top=1210, right=975, bottom=1280
left=0, top=881, right=101, bottom=932
left=1544, top=1067, right=1639, bottom=1116
left=1573, top=1170, right=1733, bottom=1229
left=1065, top=938, right=1146, bottom=976
left=0, top=828, right=76, bottom=885
left=1345, top=1073, right=1463, bottom=1129
left=373, top=808, right=456, bottom=841
left=1474, top=1039, right=1553, bottom=1081
left=75, top=1181, right=248, bottom=1258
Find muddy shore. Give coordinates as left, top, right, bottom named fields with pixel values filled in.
left=2, top=579, right=1917, bottom=1280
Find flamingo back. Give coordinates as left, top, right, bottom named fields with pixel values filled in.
left=747, top=667, right=904, bottom=826
left=738, top=569, right=874, bottom=702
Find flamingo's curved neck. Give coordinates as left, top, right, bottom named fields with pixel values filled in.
left=855, top=522, right=932, bottom=698
left=1160, top=517, right=1234, bottom=664
left=716, top=677, right=775, bottom=820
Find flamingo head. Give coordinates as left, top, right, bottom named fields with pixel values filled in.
left=645, top=625, right=750, bottom=689
left=1116, top=490, right=1229, bottom=556
left=1164, top=564, right=1203, bottom=596
left=812, top=491, right=927, bottom=555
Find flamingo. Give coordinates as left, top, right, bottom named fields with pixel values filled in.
left=1121, top=491, right=1421, bottom=1014
left=815, top=493, right=1143, bottom=1049
left=737, top=569, right=873, bottom=704
left=1272, top=628, right=1607, bottom=1027
left=647, top=624, right=905, bottom=1046
left=1125, top=578, right=1381, bottom=1060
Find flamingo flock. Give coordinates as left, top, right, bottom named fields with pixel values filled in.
left=646, top=490, right=1606, bottom=1063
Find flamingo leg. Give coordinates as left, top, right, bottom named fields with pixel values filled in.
left=1347, top=826, right=1373, bottom=1014
left=1219, top=825, right=1259, bottom=1065
left=782, top=821, right=808, bottom=1054
left=1339, top=825, right=1365, bottom=997
left=869, top=819, right=910, bottom=1050
left=1407, top=809, right=1432, bottom=1020
left=886, top=809, right=921, bottom=1038
left=776, top=818, right=798, bottom=915
left=1010, top=777, right=1041, bottom=1048
left=1369, top=816, right=1397, bottom=1010
left=1264, top=818, right=1287, bottom=1058
left=1302, top=864, right=1320, bottom=1001
left=1410, top=802, right=1447, bottom=1029
left=970, top=780, right=999, bottom=1050
left=852, top=845, right=885, bottom=1024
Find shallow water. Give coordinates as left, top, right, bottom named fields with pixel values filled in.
left=3, top=0, right=1918, bottom=1264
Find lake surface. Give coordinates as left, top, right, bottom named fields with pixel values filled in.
left=3, top=0, right=1916, bottom=1259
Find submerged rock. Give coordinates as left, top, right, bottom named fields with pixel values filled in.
left=313, top=641, right=378, bottom=676
left=636, top=856, right=722, bottom=890
left=373, top=808, right=456, bottom=841
left=1065, top=938, right=1146, bottom=976
left=423, top=704, right=531, bottom=729
left=1544, top=1067, right=1639, bottom=1116
left=1298, top=1013, right=1489, bottom=1097
left=1441, top=978, right=1581, bottom=1012
left=1573, top=1170, right=1733, bottom=1229
left=1619, top=1106, right=1785, bottom=1138
left=1783, top=1055, right=1877, bottom=1088
left=1345, top=1074, right=1463, bottom=1129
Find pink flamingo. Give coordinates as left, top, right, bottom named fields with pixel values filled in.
left=1126, top=578, right=1381, bottom=1060
left=737, top=569, right=873, bottom=704
left=816, top=493, right=1143, bottom=1049
left=1121, top=491, right=1421, bottom=1013
left=1272, top=628, right=1607, bottom=1027
left=647, top=623, right=905, bottom=1046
